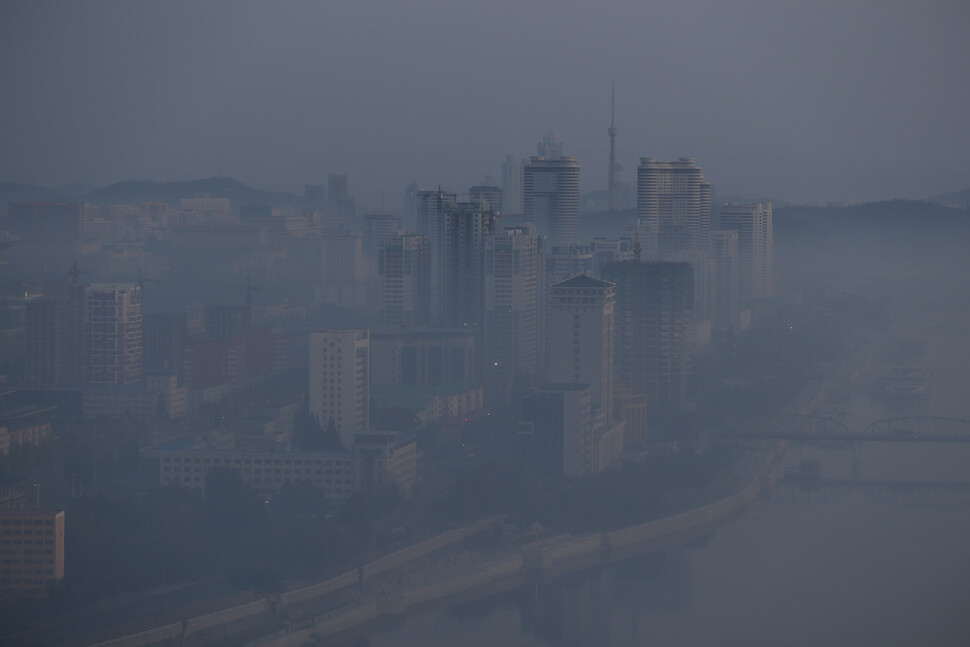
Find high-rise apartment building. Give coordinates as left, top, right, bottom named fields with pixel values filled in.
left=439, top=201, right=489, bottom=329
left=524, top=156, right=581, bottom=246
left=521, top=384, right=593, bottom=478
left=545, top=244, right=595, bottom=285
left=717, top=202, right=773, bottom=302
left=469, top=185, right=503, bottom=215
left=309, top=330, right=369, bottom=450
left=404, top=182, right=420, bottom=229
left=85, top=283, right=142, bottom=385
left=416, top=189, right=457, bottom=242
left=711, top=229, right=740, bottom=334
left=637, top=157, right=711, bottom=258
left=26, top=299, right=71, bottom=387
left=484, top=225, right=538, bottom=387
left=416, top=189, right=457, bottom=322
left=363, top=213, right=402, bottom=262
left=378, top=232, right=430, bottom=326
left=321, top=232, right=365, bottom=286
left=319, top=231, right=367, bottom=308
left=547, top=274, right=615, bottom=421
left=501, top=155, right=523, bottom=215
left=603, top=261, right=694, bottom=415
left=370, top=329, right=476, bottom=387
left=143, top=313, right=187, bottom=377
left=25, top=284, right=85, bottom=387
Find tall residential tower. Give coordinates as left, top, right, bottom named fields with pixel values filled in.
left=524, top=155, right=581, bottom=246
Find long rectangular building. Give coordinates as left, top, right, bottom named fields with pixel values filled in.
left=0, top=509, right=65, bottom=594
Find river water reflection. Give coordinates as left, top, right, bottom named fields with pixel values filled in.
left=361, top=441, right=970, bottom=647
left=360, top=304, right=970, bottom=647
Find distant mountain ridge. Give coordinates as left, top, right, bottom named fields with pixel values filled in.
left=1, top=177, right=303, bottom=209
left=83, top=177, right=303, bottom=208
left=928, top=187, right=970, bottom=210
left=0, top=181, right=69, bottom=205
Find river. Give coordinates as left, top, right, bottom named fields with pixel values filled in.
left=352, top=439, right=970, bottom=647
left=352, top=309, right=970, bottom=647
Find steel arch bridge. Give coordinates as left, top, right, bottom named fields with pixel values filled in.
left=862, top=417, right=970, bottom=440
left=723, top=415, right=970, bottom=443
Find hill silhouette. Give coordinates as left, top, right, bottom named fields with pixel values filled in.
left=82, top=177, right=302, bottom=208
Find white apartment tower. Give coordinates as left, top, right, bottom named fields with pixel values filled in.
left=717, top=202, right=773, bottom=302
left=484, top=225, right=538, bottom=385
left=85, top=283, right=142, bottom=385
left=547, top=274, right=616, bottom=422
left=378, top=232, right=430, bottom=326
left=637, top=157, right=711, bottom=258
left=309, top=330, right=370, bottom=450
left=524, top=156, right=581, bottom=246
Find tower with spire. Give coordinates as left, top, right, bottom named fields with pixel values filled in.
left=607, top=85, right=623, bottom=211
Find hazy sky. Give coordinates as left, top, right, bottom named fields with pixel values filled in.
left=2, top=1, right=968, bottom=208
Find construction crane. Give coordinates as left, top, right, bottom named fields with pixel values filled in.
left=68, top=260, right=89, bottom=285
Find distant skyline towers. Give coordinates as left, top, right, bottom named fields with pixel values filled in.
left=404, top=181, right=420, bottom=228
left=537, top=132, right=564, bottom=160
left=484, top=225, right=539, bottom=388
left=469, top=184, right=503, bottom=215
left=524, top=154, right=581, bottom=246
left=607, top=86, right=623, bottom=212
left=604, top=261, right=694, bottom=416
left=378, top=232, right=430, bottom=327
left=309, top=329, right=369, bottom=449
left=501, top=155, right=523, bottom=215
left=327, top=174, right=356, bottom=221
left=717, top=202, right=773, bottom=302
left=637, top=157, right=711, bottom=258
left=547, top=274, right=616, bottom=422
left=85, top=282, right=143, bottom=385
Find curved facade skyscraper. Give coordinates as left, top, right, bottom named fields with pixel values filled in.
left=523, top=155, right=580, bottom=246
left=637, top=157, right=711, bottom=258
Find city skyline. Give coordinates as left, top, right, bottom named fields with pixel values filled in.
left=2, top=1, right=969, bottom=208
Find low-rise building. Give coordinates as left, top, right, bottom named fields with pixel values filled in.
left=142, top=431, right=418, bottom=501
left=0, top=509, right=65, bottom=595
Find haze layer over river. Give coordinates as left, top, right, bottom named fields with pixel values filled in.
left=352, top=254, right=970, bottom=647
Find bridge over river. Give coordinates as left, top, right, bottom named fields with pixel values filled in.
left=721, top=415, right=970, bottom=443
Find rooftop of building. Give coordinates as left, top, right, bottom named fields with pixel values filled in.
left=534, top=382, right=591, bottom=392
left=142, top=435, right=355, bottom=458
left=550, top=274, right=615, bottom=289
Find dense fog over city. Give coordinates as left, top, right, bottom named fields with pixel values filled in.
left=1, top=2, right=969, bottom=647
left=2, top=1, right=969, bottom=203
